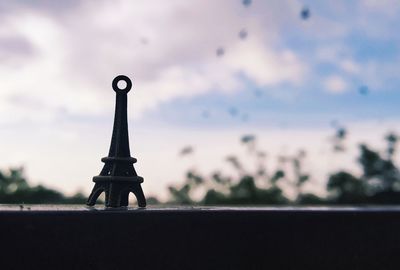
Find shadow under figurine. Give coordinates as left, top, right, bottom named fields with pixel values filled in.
left=87, top=75, right=146, bottom=208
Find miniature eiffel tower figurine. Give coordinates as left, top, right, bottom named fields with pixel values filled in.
left=87, top=75, right=146, bottom=207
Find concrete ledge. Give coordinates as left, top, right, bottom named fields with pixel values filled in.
left=0, top=206, right=399, bottom=269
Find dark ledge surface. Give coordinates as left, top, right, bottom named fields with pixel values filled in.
left=3, top=204, right=400, bottom=212
left=1, top=205, right=399, bottom=269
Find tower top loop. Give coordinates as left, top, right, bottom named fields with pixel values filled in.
left=112, top=75, right=132, bottom=93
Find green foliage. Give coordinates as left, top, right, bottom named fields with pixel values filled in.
left=169, top=134, right=312, bottom=205
left=327, top=132, right=400, bottom=204
left=0, top=167, right=86, bottom=204
left=171, top=130, right=400, bottom=205
left=327, top=172, right=366, bottom=203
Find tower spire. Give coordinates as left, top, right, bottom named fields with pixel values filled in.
left=87, top=75, right=146, bottom=208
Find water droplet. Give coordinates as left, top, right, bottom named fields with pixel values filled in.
left=239, top=29, right=248, bottom=40
left=216, top=47, right=225, bottom=57
left=242, top=0, right=252, bottom=7
left=301, top=7, right=310, bottom=20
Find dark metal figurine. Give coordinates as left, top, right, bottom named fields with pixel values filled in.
left=87, top=75, right=146, bottom=208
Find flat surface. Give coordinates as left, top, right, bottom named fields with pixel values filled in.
left=0, top=205, right=399, bottom=269
left=3, top=204, right=400, bottom=212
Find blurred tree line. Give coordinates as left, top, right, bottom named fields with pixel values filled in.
left=2, top=129, right=400, bottom=205
left=169, top=129, right=400, bottom=205
left=0, top=168, right=86, bottom=204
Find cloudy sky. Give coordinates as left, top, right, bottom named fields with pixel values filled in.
left=1, top=0, right=400, bottom=200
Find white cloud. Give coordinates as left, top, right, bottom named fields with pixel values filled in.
left=339, top=59, right=360, bottom=75
left=224, top=40, right=306, bottom=86
left=0, top=0, right=307, bottom=122
left=323, top=75, right=348, bottom=94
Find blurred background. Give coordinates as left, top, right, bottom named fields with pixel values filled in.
left=1, top=0, right=400, bottom=205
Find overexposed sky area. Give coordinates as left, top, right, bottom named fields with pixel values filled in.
left=1, top=0, right=400, bottom=200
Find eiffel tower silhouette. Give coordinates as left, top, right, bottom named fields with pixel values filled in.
left=87, top=75, right=146, bottom=207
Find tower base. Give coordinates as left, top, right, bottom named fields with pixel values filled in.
left=87, top=176, right=146, bottom=207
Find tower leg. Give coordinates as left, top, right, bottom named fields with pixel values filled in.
left=131, top=184, right=146, bottom=207
left=87, top=183, right=104, bottom=206
left=89, top=181, right=146, bottom=207
left=120, top=189, right=130, bottom=207
left=106, top=183, right=123, bottom=208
